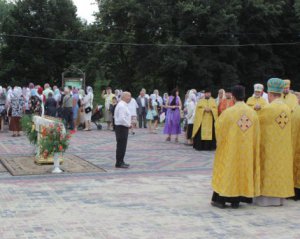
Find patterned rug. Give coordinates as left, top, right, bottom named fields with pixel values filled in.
left=0, top=154, right=106, bottom=176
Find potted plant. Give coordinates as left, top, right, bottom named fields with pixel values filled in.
left=39, top=123, right=71, bottom=173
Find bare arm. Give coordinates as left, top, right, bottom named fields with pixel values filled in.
left=101, top=90, right=106, bottom=99
left=178, top=98, right=182, bottom=109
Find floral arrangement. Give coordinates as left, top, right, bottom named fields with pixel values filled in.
left=21, top=115, right=38, bottom=145
left=39, top=124, right=71, bottom=159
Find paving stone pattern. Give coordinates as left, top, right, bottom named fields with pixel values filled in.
left=0, top=127, right=299, bottom=239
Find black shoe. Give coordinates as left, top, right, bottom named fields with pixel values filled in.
left=211, top=201, right=225, bottom=209
left=231, top=202, right=240, bottom=209
left=115, top=163, right=130, bottom=169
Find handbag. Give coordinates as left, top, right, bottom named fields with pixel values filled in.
left=85, top=107, right=92, bottom=114
left=160, top=112, right=166, bottom=123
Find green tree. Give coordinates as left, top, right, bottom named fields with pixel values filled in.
left=93, top=0, right=300, bottom=96
left=93, top=0, right=243, bottom=95
left=0, top=0, right=85, bottom=86
left=237, top=0, right=300, bottom=92
left=0, top=0, right=12, bottom=32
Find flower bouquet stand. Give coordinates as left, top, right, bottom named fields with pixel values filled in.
left=32, top=116, right=70, bottom=169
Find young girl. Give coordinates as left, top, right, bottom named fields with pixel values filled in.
left=146, top=98, right=158, bottom=133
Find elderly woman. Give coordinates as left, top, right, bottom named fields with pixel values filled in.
left=102, top=87, right=115, bottom=130
left=53, top=88, right=61, bottom=103
left=83, top=86, right=94, bottom=131
left=0, top=87, right=6, bottom=131
left=78, top=89, right=86, bottom=129
left=185, top=91, right=196, bottom=146
left=216, top=89, right=225, bottom=107
left=72, top=89, right=80, bottom=131
left=8, top=87, right=24, bottom=137
left=37, top=86, right=45, bottom=116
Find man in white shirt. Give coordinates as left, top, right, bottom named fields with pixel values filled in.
left=114, top=92, right=132, bottom=168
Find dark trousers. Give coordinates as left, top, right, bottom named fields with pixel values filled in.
left=63, top=107, right=73, bottom=130
left=115, top=125, right=129, bottom=166
left=138, top=107, right=147, bottom=128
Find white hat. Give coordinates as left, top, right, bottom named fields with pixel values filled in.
left=254, top=84, right=264, bottom=92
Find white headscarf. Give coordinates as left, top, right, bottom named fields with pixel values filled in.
left=86, top=86, right=94, bottom=108
left=86, top=86, right=93, bottom=94
left=24, top=88, right=31, bottom=100
left=216, top=89, right=225, bottom=106
left=13, top=87, right=22, bottom=98
left=188, top=91, right=197, bottom=103
left=150, top=93, right=157, bottom=101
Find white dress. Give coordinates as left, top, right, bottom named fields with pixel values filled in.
left=83, top=93, right=93, bottom=121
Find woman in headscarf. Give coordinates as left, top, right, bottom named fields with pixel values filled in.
left=215, top=89, right=225, bottom=107
left=72, top=88, right=79, bottom=131
left=6, top=86, right=13, bottom=103
left=162, top=92, right=169, bottom=113
left=150, top=93, right=159, bottom=131
left=83, top=86, right=94, bottom=131
left=8, top=87, right=24, bottom=137
left=78, top=89, right=86, bottom=129
left=29, top=87, right=42, bottom=116
left=23, top=88, right=31, bottom=114
left=153, top=89, right=163, bottom=126
left=37, top=86, right=45, bottom=116
left=185, top=91, right=197, bottom=146
left=114, top=89, right=120, bottom=102
left=0, top=86, right=6, bottom=131
left=54, top=88, right=61, bottom=103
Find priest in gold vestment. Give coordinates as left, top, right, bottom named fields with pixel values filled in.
left=211, top=85, right=260, bottom=209
left=281, top=79, right=298, bottom=112
left=292, top=94, right=300, bottom=200
left=246, top=84, right=267, bottom=112
left=255, top=78, right=294, bottom=206
left=192, top=89, right=218, bottom=151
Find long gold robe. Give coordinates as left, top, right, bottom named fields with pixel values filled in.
left=192, top=97, right=217, bottom=140
left=292, top=105, right=300, bottom=189
left=259, top=98, right=294, bottom=197
left=212, top=102, right=261, bottom=197
left=246, top=96, right=267, bottom=112
left=281, top=93, right=298, bottom=112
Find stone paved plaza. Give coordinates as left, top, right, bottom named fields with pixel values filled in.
left=0, top=126, right=300, bottom=238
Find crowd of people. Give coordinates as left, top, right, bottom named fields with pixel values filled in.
left=1, top=78, right=300, bottom=209
left=0, top=83, right=95, bottom=135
